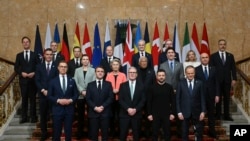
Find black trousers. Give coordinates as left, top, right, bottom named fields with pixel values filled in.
left=88, top=117, right=110, bottom=141
left=76, top=99, right=86, bottom=136
left=216, top=81, right=231, bottom=118
left=151, top=116, right=171, bottom=141
left=19, top=81, right=37, bottom=119
left=119, top=117, right=141, bottom=141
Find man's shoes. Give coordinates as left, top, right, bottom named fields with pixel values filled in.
left=224, top=116, right=234, bottom=121
left=19, top=118, right=28, bottom=124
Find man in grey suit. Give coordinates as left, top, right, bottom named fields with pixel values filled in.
left=159, top=47, right=184, bottom=91
left=74, top=54, right=96, bottom=139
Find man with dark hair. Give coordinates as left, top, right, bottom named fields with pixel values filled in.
left=14, top=36, right=38, bottom=123
left=35, top=48, right=58, bottom=141
left=210, top=39, right=237, bottom=121
left=67, top=46, right=82, bottom=77
left=50, top=41, right=65, bottom=66
left=147, top=69, right=175, bottom=141
left=86, top=66, right=113, bottom=141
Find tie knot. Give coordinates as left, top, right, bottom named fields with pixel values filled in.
left=98, top=80, right=101, bottom=84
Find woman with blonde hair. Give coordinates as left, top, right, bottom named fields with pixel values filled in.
left=183, top=50, right=201, bottom=71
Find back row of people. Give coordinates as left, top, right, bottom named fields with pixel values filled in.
left=14, top=36, right=236, bottom=141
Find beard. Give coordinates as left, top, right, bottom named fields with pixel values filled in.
left=157, top=79, right=165, bottom=84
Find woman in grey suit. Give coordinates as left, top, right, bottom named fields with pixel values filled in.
left=73, top=54, right=96, bottom=139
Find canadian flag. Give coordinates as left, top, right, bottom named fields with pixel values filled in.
left=151, top=22, right=161, bottom=73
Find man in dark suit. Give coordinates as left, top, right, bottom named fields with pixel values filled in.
left=86, top=66, right=113, bottom=141
left=136, top=56, right=155, bottom=138
left=119, top=67, right=146, bottom=141
left=100, top=45, right=122, bottom=79
left=67, top=46, right=82, bottom=77
left=176, top=65, right=206, bottom=141
left=14, top=36, right=38, bottom=123
left=35, top=48, right=58, bottom=141
left=195, top=53, right=219, bottom=138
left=132, top=39, right=153, bottom=68
left=47, top=61, right=78, bottom=141
left=210, top=39, right=237, bottom=121
left=158, top=39, right=180, bottom=67
left=50, top=41, right=65, bottom=66
left=147, top=69, right=175, bottom=141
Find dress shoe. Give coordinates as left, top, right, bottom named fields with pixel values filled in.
left=19, top=118, right=28, bottom=124
left=224, top=117, right=233, bottom=121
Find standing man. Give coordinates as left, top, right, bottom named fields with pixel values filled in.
left=159, top=47, right=184, bottom=91
left=35, top=48, right=58, bottom=141
left=74, top=54, right=96, bottom=139
left=119, top=67, right=146, bottom=141
left=132, top=39, right=153, bottom=68
left=50, top=41, right=65, bottom=66
left=86, top=66, right=113, bottom=141
left=100, top=45, right=122, bottom=79
left=158, top=39, right=180, bottom=66
left=195, top=53, right=219, bottom=138
left=47, top=61, right=78, bottom=141
left=176, top=65, right=206, bottom=141
left=210, top=39, right=237, bottom=121
left=14, top=36, right=38, bottom=123
left=147, top=69, right=175, bottom=141
left=67, top=46, right=82, bottom=77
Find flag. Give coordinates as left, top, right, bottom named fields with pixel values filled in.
left=190, top=22, right=200, bottom=62
left=144, top=22, right=151, bottom=54
left=34, top=25, right=43, bottom=63
left=123, top=21, right=134, bottom=75
left=53, top=23, right=61, bottom=51
left=82, top=23, right=92, bottom=63
left=164, top=21, right=170, bottom=41
left=114, top=22, right=123, bottom=63
left=103, top=20, right=111, bottom=58
left=134, top=21, right=142, bottom=53
left=92, top=23, right=102, bottom=68
left=162, top=21, right=170, bottom=53
left=44, top=23, right=52, bottom=49
left=173, top=23, right=182, bottom=62
left=182, top=22, right=191, bottom=63
left=61, top=23, right=70, bottom=62
left=71, top=22, right=81, bottom=59
left=200, top=22, right=210, bottom=55
left=151, top=22, right=161, bottom=72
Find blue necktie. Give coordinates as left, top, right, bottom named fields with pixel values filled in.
left=204, top=67, right=208, bottom=80
left=189, top=80, right=192, bottom=95
left=46, top=63, right=50, bottom=75
left=170, top=62, right=174, bottom=72
left=62, top=76, right=66, bottom=94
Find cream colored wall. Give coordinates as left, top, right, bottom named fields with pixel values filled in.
left=0, top=0, right=249, bottom=61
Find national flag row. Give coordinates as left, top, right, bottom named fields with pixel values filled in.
left=34, top=21, right=210, bottom=73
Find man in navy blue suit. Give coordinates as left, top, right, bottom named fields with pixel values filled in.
left=35, top=48, right=58, bottom=141
left=48, top=61, right=78, bottom=141
left=195, top=53, right=219, bottom=139
left=50, top=41, right=65, bottom=66
left=86, top=66, right=113, bottom=141
left=176, top=65, right=206, bottom=141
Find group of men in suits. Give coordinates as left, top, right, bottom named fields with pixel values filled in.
left=14, top=36, right=236, bottom=141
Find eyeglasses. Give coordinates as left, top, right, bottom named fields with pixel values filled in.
left=128, top=72, right=137, bottom=74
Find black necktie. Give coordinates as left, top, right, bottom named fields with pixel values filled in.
left=141, top=52, right=144, bottom=56
left=221, top=52, right=225, bottom=64
left=98, top=81, right=101, bottom=92
left=46, top=63, right=50, bottom=75
left=25, top=51, right=29, bottom=62
left=62, top=76, right=66, bottom=94
left=204, top=67, right=208, bottom=80
left=188, top=80, right=192, bottom=95
left=76, top=58, right=80, bottom=67
left=108, top=57, right=111, bottom=64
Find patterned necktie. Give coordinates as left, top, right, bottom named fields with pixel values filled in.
left=130, top=81, right=134, bottom=100
left=62, top=76, right=66, bottom=94
left=46, top=63, right=50, bottom=75
left=98, top=80, right=101, bottom=92
left=188, top=80, right=192, bottom=95
left=204, top=66, right=208, bottom=80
